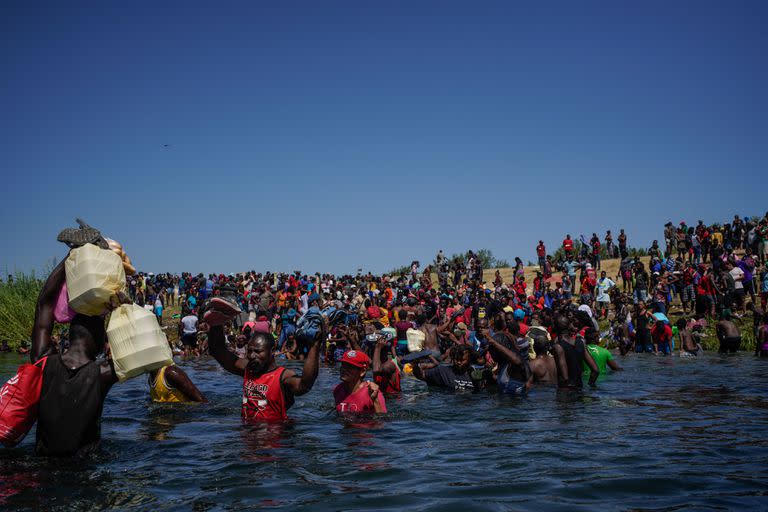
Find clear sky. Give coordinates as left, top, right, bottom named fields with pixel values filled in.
left=1, top=1, right=766, bottom=276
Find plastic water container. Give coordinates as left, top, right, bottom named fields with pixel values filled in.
left=106, top=304, right=174, bottom=382
left=406, top=328, right=425, bottom=352
left=65, top=244, right=127, bottom=316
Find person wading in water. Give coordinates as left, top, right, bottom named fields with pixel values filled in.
left=206, top=301, right=324, bottom=421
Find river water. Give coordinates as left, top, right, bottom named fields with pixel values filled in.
left=1, top=352, right=767, bottom=511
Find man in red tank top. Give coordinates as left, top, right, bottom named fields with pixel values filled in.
left=206, top=301, right=323, bottom=422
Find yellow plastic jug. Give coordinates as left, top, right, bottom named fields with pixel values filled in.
left=65, top=244, right=127, bottom=316
left=406, top=328, right=425, bottom=352
left=106, top=304, right=174, bottom=382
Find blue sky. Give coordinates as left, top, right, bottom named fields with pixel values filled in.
left=1, top=1, right=765, bottom=276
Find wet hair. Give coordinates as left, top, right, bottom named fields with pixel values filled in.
left=449, top=344, right=471, bottom=363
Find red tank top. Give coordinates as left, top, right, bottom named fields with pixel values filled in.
left=374, top=365, right=401, bottom=394
left=242, top=367, right=290, bottom=422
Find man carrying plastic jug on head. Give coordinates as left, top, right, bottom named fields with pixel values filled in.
left=205, top=299, right=325, bottom=422
left=28, top=260, right=121, bottom=456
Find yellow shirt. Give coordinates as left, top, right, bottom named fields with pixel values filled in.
left=149, top=365, right=191, bottom=403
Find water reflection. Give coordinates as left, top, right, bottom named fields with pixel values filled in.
left=0, top=353, right=766, bottom=511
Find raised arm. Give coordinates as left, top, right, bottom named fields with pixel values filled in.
left=282, top=325, right=325, bottom=396
left=487, top=336, right=524, bottom=367
left=164, top=365, right=208, bottom=402
left=31, top=258, right=67, bottom=363
left=372, top=337, right=395, bottom=378
left=208, top=324, right=248, bottom=376
left=487, top=336, right=533, bottom=389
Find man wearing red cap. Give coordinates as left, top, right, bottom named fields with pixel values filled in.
left=333, top=350, right=387, bottom=414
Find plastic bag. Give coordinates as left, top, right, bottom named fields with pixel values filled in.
left=65, top=244, right=127, bottom=316
left=53, top=282, right=77, bottom=323
left=106, top=304, right=173, bottom=382
left=0, top=357, right=48, bottom=448
left=406, top=328, right=425, bottom=352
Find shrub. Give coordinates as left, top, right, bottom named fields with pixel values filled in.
left=0, top=272, right=43, bottom=351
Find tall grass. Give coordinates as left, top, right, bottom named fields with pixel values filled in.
left=0, top=272, right=43, bottom=350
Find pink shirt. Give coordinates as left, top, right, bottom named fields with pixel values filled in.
left=333, top=382, right=387, bottom=414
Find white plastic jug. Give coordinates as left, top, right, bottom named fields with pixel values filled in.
left=406, top=328, right=425, bottom=352
left=106, top=304, right=174, bottom=382
left=65, top=244, right=127, bottom=316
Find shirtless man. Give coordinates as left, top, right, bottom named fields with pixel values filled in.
left=417, top=306, right=441, bottom=356
left=715, top=309, right=741, bottom=354
left=528, top=332, right=557, bottom=385
left=675, top=318, right=702, bottom=357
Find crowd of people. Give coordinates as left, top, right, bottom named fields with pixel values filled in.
left=12, top=212, right=768, bottom=456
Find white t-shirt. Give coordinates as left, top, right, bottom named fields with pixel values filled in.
left=729, top=267, right=744, bottom=290
left=181, top=315, right=198, bottom=334
left=595, top=278, right=615, bottom=302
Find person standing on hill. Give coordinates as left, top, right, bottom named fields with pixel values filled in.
left=664, top=222, right=676, bottom=258
left=563, top=235, right=574, bottom=259
left=590, top=233, right=601, bottom=270
left=536, top=241, right=547, bottom=272
left=605, top=230, right=614, bottom=259
left=618, top=229, right=628, bottom=259
left=563, top=255, right=579, bottom=295
left=595, top=271, right=615, bottom=319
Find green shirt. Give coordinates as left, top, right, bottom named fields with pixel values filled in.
left=583, top=344, right=613, bottom=375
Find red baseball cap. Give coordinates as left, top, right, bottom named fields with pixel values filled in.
left=341, top=350, right=371, bottom=369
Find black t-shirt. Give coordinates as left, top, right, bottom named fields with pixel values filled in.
left=36, top=354, right=104, bottom=457
left=423, top=365, right=475, bottom=391
left=635, top=271, right=649, bottom=290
